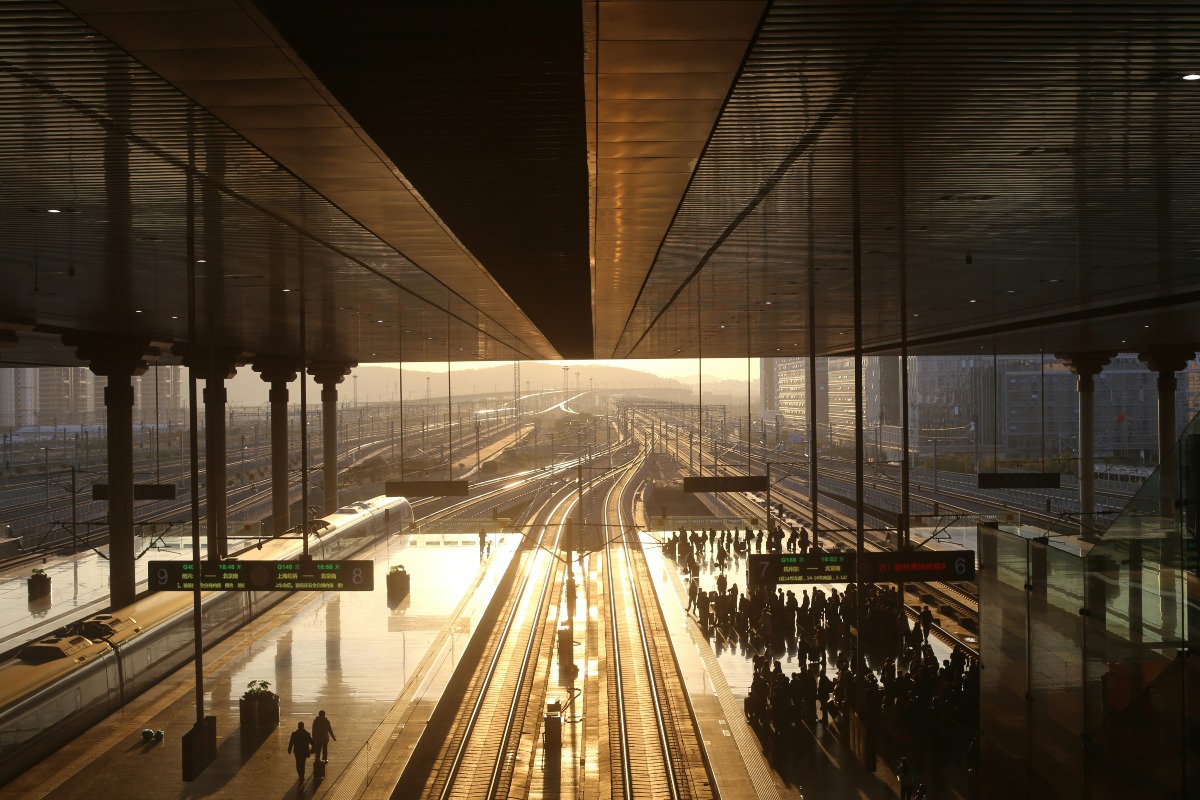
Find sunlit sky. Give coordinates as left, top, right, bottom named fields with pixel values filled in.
left=580, top=358, right=757, bottom=381
left=364, top=358, right=758, bottom=382
left=229, top=358, right=757, bottom=405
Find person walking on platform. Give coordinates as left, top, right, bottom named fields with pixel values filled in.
left=311, top=710, right=336, bottom=762
left=287, top=721, right=313, bottom=782
left=919, top=605, right=934, bottom=642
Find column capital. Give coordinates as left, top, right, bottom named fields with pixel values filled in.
left=64, top=333, right=157, bottom=377
left=251, top=357, right=299, bottom=385
left=307, top=361, right=356, bottom=387
left=1137, top=347, right=1197, bottom=375
left=1054, top=351, right=1117, bottom=377
left=171, top=344, right=246, bottom=379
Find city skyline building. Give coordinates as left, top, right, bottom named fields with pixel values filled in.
left=0, top=365, right=187, bottom=432
left=762, top=353, right=1198, bottom=468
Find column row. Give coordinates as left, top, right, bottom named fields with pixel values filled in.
left=65, top=335, right=354, bottom=608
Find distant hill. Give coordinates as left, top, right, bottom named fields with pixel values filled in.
left=225, top=361, right=693, bottom=405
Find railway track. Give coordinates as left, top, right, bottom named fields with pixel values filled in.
left=601, top=449, right=714, bottom=800
left=391, top=465, right=594, bottom=798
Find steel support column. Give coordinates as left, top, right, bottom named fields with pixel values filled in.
left=310, top=362, right=355, bottom=515
left=174, top=346, right=243, bottom=556
left=1056, top=352, right=1115, bottom=536
left=253, top=360, right=299, bottom=536
left=67, top=335, right=155, bottom=608
left=1139, top=347, right=1194, bottom=641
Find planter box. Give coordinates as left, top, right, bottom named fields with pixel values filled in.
left=27, top=574, right=51, bottom=600
left=239, top=695, right=279, bottom=740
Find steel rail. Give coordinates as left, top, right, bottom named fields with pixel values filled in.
left=434, top=488, right=571, bottom=800
left=603, top=447, right=685, bottom=800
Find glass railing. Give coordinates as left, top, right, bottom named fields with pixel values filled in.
left=978, top=414, right=1199, bottom=798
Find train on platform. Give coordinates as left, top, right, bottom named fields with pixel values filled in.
left=0, top=494, right=414, bottom=787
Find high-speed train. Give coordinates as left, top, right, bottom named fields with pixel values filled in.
left=0, top=494, right=414, bottom=787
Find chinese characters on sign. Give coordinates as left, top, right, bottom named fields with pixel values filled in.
left=148, top=560, right=375, bottom=591
left=747, top=550, right=975, bottom=588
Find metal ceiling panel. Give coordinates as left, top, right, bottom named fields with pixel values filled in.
left=0, top=0, right=549, bottom=370
left=63, top=0, right=558, bottom=363
left=613, top=0, right=1200, bottom=362
left=5, top=0, right=1200, bottom=373
left=589, top=0, right=768, bottom=358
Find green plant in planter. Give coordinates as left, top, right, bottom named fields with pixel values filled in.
left=388, top=565, right=406, bottom=574
left=28, top=568, right=52, bottom=600
left=240, top=679, right=278, bottom=739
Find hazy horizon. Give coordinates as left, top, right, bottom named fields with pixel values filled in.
left=224, top=358, right=759, bottom=406
left=360, top=357, right=758, bottom=382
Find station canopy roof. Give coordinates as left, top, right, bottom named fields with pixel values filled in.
left=1, top=2, right=1198, bottom=369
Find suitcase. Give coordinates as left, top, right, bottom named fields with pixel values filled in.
left=313, top=758, right=326, bottom=781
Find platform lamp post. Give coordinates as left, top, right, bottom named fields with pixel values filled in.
left=932, top=437, right=938, bottom=516
left=475, top=419, right=481, bottom=473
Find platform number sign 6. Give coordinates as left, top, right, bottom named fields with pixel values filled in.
left=954, top=556, right=969, bottom=577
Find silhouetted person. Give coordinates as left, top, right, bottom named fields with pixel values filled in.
left=287, top=721, right=313, bottom=781
left=311, top=710, right=336, bottom=762
left=895, top=756, right=919, bottom=800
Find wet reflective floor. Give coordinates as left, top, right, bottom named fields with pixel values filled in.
left=7, top=531, right=518, bottom=799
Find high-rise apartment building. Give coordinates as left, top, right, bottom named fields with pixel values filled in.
left=0, top=368, right=38, bottom=430
left=37, top=367, right=95, bottom=427
left=763, top=353, right=1195, bottom=466
left=0, top=364, right=186, bottom=430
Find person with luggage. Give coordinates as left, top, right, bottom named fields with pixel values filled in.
left=287, top=721, right=313, bottom=782
left=312, top=709, right=337, bottom=763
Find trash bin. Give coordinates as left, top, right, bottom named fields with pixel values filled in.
left=557, top=624, right=572, bottom=666
left=544, top=701, right=562, bottom=754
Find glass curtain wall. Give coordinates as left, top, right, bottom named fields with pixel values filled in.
left=979, top=415, right=1200, bottom=797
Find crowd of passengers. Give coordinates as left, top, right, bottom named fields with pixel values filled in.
left=662, top=526, right=981, bottom=799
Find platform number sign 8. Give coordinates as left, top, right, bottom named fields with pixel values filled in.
left=351, top=567, right=364, bottom=586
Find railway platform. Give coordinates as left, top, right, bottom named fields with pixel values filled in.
left=642, top=527, right=971, bottom=800
left=0, top=429, right=527, bottom=656
left=6, top=518, right=979, bottom=798
left=0, top=533, right=213, bottom=653
left=4, top=530, right=519, bottom=799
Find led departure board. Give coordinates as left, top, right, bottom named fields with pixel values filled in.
left=148, top=560, right=375, bottom=592
left=860, top=551, right=976, bottom=582
left=746, top=549, right=977, bottom=588
left=747, top=553, right=855, bottom=588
